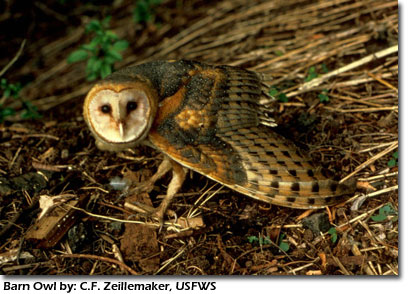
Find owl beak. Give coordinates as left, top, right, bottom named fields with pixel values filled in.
left=118, top=121, right=125, bottom=139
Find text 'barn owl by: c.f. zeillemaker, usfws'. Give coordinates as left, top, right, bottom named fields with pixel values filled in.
left=83, top=60, right=356, bottom=221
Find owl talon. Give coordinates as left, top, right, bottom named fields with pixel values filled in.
left=131, top=160, right=186, bottom=227
left=128, top=200, right=173, bottom=226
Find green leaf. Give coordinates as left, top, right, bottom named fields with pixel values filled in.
left=305, top=66, right=318, bottom=82
left=67, top=49, right=89, bottom=63
left=21, top=101, right=41, bottom=120
left=3, top=88, right=11, bottom=97
left=1, top=78, right=7, bottom=88
left=274, top=50, right=284, bottom=56
left=134, top=1, right=151, bottom=23
left=380, top=204, right=394, bottom=215
left=101, top=16, right=112, bottom=28
left=277, top=233, right=290, bottom=251
left=261, top=236, right=272, bottom=245
left=371, top=213, right=387, bottom=222
left=105, top=30, right=119, bottom=41
left=86, top=20, right=102, bottom=33
left=113, top=40, right=129, bottom=51
left=86, top=57, right=102, bottom=80
left=89, top=58, right=103, bottom=73
left=82, top=40, right=99, bottom=51
left=247, top=236, right=259, bottom=244
left=269, top=87, right=278, bottom=97
left=1, top=107, right=16, bottom=117
left=328, top=227, right=338, bottom=243
left=86, top=72, right=98, bottom=81
left=318, top=93, right=330, bottom=103
left=388, top=159, right=397, bottom=168
left=387, top=151, right=398, bottom=167
left=106, top=49, right=123, bottom=61
left=371, top=203, right=397, bottom=222
left=321, top=63, right=329, bottom=73
left=278, top=93, right=288, bottom=102
left=103, top=56, right=119, bottom=64
left=100, top=63, right=112, bottom=78
left=279, top=241, right=290, bottom=252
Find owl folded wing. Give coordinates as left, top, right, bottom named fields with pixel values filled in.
left=148, top=64, right=355, bottom=209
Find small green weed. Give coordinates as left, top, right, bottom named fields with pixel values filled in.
left=1, top=78, right=22, bottom=98
left=278, top=233, right=290, bottom=252
left=371, top=203, right=398, bottom=222
left=274, top=50, right=284, bottom=56
left=134, top=0, right=162, bottom=23
left=0, top=79, right=41, bottom=122
left=305, top=66, right=318, bottom=82
left=328, top=227, right=338, bottom=243
left=247, top=235, right=271, bottom=245
left=269, top=86, right=288, bottom=102
left=247, top=234, right=289, bottom=252
left=318, top=89, right=330, bottom=103
left=321, top=63, right=329, bottom=73
left=304, top=64, right=332, bottom=103
left=67, top=16, right=129, bottom=81
left=305, top=63, right=329, bottom=82
left=387, top=151, right=398, bottom=168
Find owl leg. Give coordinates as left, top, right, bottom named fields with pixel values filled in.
left=152, top=160, right=187, bottom=223
left=133, top=156, right=173, bottom=194
left=131, top=156, right=187, bottom=223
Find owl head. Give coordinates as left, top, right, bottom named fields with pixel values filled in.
left=83, top=75, right=158, bottom=151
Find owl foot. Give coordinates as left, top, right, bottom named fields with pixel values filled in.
left=153, top=162, right=187, bottom=224
left=130, top=157, right=187, bottom=226
left=129, top=156, right=173, bottom=195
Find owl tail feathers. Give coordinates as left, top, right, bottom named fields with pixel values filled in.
left=274, top=177, right=357, bottom=209
left=240, top=177, right=357, bottom=209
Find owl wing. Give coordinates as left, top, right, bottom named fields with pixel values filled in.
left=148, top=62, right=355, bottom=209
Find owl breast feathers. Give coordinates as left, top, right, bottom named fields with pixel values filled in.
left=84, top=60, right=355, bottom=215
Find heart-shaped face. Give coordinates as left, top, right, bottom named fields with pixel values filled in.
left=83, top=81, right=157, bottom=151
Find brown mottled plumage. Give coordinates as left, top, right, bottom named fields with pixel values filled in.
left=83, top=60, right=355, bottom=220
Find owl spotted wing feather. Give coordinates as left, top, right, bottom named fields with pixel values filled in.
left=147, top=61, right=355, bottom=209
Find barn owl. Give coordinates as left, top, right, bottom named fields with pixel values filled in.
left=83, top=60, right=355, bottom=221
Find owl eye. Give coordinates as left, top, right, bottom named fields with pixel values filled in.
left=101, top=104, right=111, bottom=114
left=126, top=101, right=138, bottom=113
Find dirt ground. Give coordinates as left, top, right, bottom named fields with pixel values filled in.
left=0, top=0, right=398, bottom=275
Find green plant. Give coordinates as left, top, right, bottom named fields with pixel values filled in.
left=247, top=234, right=289, bottom=252
left=20, top=100, right=41, bottom=120
left=0, top=79, right=41, bottom=122
left=387, top=151, right=398, bottom=167
left=134, top=0, right=162, bottom=23
left=269, top=86, right=288, bottom=102
left=1, top=78, right=22, bottom=98
left=371, top=203, right=398, bottom=222
left=328, top=227, right=338, bottom=243
left=305, top=66, right=318, bottom=82
left=305, top=63, right=329, bottom=82
left=303, top=64, right=332, bottom=103
left=67, top=16, right=129, bottom=81
left=318, top=89, right=330, bottom=103
left=274, top=50, right=284, bottom=56
left=321, top=63, right=329, bottom=73
left=247, top=235, right=271, bottom=245
left=278, top=233, right=290, bottom=252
